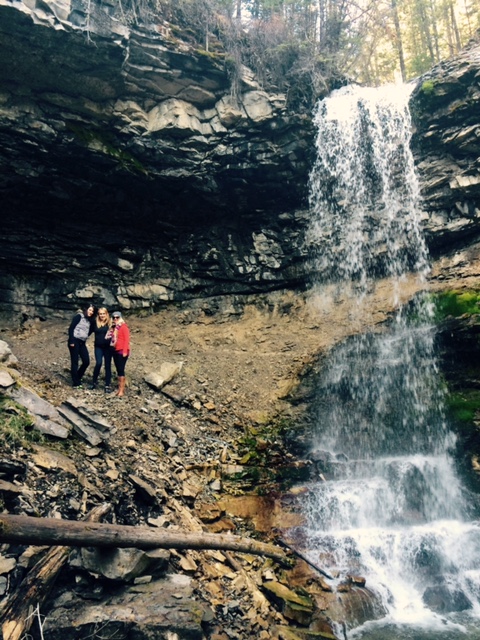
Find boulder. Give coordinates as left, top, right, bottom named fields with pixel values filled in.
left=144, top=361, right=183, bottom=391
left=0, top=341, right=17, bottom=366
left=422, top=584, right=472, bottom=613
left=71, top=547, right=170, bottom=582
left=0, top=369, right=15, bottom=388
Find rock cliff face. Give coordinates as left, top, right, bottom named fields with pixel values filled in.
left=410, top=36, right=480, bottom=256
left=0, top=0, right=314, bottom=319
left=0, top=0, right=479, bottom=320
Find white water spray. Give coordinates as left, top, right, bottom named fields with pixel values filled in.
left=304, top=85, right=480, bottom=637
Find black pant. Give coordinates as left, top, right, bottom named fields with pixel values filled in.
left=68, top=338, right=90, bottom=386
left=92, top=345, right=112, bottom=386
left=113, top=352, right=128, bottom=377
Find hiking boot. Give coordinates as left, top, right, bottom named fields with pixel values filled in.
left=104, top=385, right=113, bottom=393
left=89, top=383, right=97, bottom=390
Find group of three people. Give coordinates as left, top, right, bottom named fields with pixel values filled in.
left=68, top=305, right=130, bottom=396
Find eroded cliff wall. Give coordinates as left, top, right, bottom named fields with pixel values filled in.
left=0, top=0, right=314, bottom=319
left=0, top=0, right=479, bottom=320
left=411, top=35, right=480, bottom=258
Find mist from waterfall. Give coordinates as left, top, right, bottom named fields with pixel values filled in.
left=304, top=85, right=480, bottom=638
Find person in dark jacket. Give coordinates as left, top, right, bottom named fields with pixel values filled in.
left=68, top=304, right=95, bottom=388
left=89, top=307, right=113, bottom=392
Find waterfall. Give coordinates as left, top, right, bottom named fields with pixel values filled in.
left=304, top=85, right=480, bottom=638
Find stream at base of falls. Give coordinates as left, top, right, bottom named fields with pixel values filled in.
left=303, top=83, right=480, bottom=637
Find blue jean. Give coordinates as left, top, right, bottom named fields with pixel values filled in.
left=92, top=346, right=112, bottom=386
left=68, top=338, right=89, bottom=386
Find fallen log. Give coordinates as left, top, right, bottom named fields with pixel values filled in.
left=278, top=538, right=333, bottom=580
left=1, top=503, right=111, bottom=640
left=0, top=513, right=288, bottom=563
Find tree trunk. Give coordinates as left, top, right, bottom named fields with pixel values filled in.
left=0, top=513, right=288, bottom=563
left=429, top=0, right=441, bottom=60
left=450, top=0, right=462, bottom=50
left=1, top=504, right=111, bottom=640
left=391, top=0, right=407, bottom=81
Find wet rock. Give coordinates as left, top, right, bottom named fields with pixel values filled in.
left=411, top=39, right=480, bottom=256
left=324, top=586, right=387, bottom=629
left=422, top=584, right=472, bottom=613
left=283, top=600, right=316, bottom=626
left=262, top=580, right=314, bottom=624
left=275, top=625, right=338, bottom=640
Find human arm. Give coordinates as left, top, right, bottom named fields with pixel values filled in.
left=68, top=314, right=81, bottom=345
left=115, top=324, right=130, bottom=357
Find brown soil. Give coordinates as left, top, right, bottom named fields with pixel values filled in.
left=2, top=277, right=431, bottom=436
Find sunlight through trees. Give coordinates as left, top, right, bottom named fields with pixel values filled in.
left=118, top=0, right=480, bottom=98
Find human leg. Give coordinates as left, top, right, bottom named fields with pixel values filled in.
left=68, top=340, right=81, bottom=386
left=104, top=348, right=112, bottom=388
left=116, top=376, right=126, bottom=397
left=113, top=353, right=128, bottom=396
left=77, top=341, right=90, bottom=383
left=90, top=346, right=103, bottom=389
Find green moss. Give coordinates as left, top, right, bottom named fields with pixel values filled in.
left=194, top=47, right=224, bottom=60
left=66, top=123, right=148, bottom=176
left=0, top=394, right=43, bottom=447
left=431, top=290, right=480, bottom=321
left=420, top=79, right=436, bottom=95
left=445, top=390, right=480, bottom=425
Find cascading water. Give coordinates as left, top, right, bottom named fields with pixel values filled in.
left=303, top=84, right=480, bottom=639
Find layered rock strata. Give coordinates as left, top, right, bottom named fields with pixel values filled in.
left=0, top=0, right=479, bottom=319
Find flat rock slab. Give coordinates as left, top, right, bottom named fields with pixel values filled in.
left=64, top=397, right=114, bottom=434
left=31, top=444, right=77, bottom=476
left=9, top=386, right=70, bottom=438
left=58, top=398, right=115, bottom=445
left=44, top=574, right=205, bottom=639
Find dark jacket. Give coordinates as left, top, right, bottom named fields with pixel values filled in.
left=93, top=324, right=111, bottom=349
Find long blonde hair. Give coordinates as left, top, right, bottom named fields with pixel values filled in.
left=96, top=307, right=110, bottom=328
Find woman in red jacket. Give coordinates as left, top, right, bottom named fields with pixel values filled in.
left=110, top=311, right=130, bottom=397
